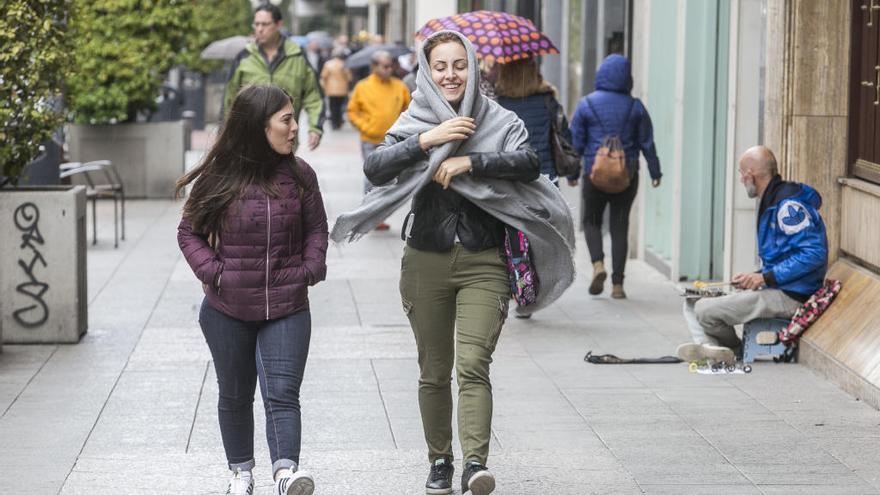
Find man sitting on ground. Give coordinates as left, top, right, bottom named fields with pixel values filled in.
left=677, top=145, right=828, bottom=362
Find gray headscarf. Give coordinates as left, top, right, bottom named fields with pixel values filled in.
left=331, top=30, right=575, bottom=314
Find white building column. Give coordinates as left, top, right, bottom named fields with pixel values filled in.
left=413, top=0, right=456, bottom=34
left=367, top=0, right=380, bottom=36
left=669, top=0, right=687, bottom=281
left=723, top=0, right=764, bottom=280
left=541, top=1, right=566, bottom=99
left=631, top=0, right=651, bottom=261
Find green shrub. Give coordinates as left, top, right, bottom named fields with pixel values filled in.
left=0, top=0, right=71, bottom=183
left=179, top=0, right=252, bottom=74
left=66, top=0, right=194, bottom=124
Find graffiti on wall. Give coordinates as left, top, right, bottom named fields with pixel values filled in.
left=12, top=202, right=50, bottom=327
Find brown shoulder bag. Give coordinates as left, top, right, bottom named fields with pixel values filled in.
left=587, top=97, right=635, bottom=194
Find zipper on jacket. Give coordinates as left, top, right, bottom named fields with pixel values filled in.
left=265, top=195, right=271, bottom=320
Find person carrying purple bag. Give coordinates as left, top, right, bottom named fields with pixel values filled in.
left=176, top=84, right=328, bottom=495
left=330, top=30, right=575, bottom=495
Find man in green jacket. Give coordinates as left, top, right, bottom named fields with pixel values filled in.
left=224, top=4, right=325, bottom=151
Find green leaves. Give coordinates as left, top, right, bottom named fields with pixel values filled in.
left=0, top=0, right=71, bottom=182
left=178, top=0, right=251, bottom=74
left=65, top=0, right=251, bottom=123
left=1, top=0, right=252, bottom=181
left=66, top=0, right=195, bottom=124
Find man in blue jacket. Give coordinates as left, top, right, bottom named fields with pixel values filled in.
left=677, top=146, right=828, bottom=363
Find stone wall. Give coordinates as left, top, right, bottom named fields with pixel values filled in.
left=68, top=120, right=188, bottom=199
left=767, top=0, right=880, bottom=408
left=765, top=0, right=851, bottom=263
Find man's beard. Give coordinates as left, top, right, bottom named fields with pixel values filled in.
left=745, top=181, right=758, bottom=198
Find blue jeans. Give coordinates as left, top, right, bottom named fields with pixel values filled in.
left=199, top=299, right=311, bottom=474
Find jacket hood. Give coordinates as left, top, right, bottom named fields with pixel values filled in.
left=595, top=54, right=633, bottom=93
left=415, top=30, right=483, bottom=118
left=795, top=183, right=823, bottom=209
left=759, top=175, right=822, bottom=219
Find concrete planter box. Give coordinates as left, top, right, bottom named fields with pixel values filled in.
left=0, top=186, right=88, bottom=344
left=68, top=120, right=189, bottom=199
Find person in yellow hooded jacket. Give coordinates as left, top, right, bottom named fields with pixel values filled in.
left=348, top=50, right=411, bottom=230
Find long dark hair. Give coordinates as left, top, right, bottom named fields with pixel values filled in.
left=495, top=58, right=554, bottom=98
left=175, top=84, right=304, bottom=236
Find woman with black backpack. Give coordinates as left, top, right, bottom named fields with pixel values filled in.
left=569, top=54, right=663, bottom=299
left=494, top=57, right=574, bottom=186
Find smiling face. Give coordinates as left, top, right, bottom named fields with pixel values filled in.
left=429, top=41, right=468, bottom=106
left=265, top=102, right=297, bottom=155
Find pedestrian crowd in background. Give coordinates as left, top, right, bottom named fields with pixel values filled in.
left=185, top=4, right=827, bottom=495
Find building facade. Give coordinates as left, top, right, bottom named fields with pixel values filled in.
left=629, top=0, right=880, bottom=406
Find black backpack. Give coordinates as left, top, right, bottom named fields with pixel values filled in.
left=544, top=94, right=582, bottom=178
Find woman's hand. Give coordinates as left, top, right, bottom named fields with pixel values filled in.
left=419, top=117, right=475, bottom=151
left=433, top=156, right=472, bottom=189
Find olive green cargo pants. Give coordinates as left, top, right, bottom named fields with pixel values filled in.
left=400, top=244, right=510, bottom=465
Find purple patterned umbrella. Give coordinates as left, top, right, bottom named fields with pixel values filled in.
left=416, top=10, right=559, bottom=64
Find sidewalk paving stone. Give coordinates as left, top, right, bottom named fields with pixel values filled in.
left=2, top=126, right=880, bottom=494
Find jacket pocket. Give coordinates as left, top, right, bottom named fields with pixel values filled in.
left=212, top=260, right=225, bottom=296
left=202, top=260, right=226, bottom=296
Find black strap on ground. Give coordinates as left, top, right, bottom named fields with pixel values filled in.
left=584, top=351, right=683, bottom=364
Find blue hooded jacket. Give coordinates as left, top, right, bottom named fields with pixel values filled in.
left=758, top=175, right=828, bottom=298
left=569, top=54, right=662, bottom=180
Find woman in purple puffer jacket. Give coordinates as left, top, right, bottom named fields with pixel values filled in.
left=176, top=84, right=327, bottom=495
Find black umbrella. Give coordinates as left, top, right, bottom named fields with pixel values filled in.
left=345, top=44, right=411, bottom=69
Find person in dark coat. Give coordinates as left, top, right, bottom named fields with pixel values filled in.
left=568, top=54, right=662, bottom=299
left=176, top=85, right=327, bottom=495
left=495, top=57, right=571, bottom=185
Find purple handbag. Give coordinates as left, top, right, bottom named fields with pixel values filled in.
left=503, top=227, right=539, bottom=306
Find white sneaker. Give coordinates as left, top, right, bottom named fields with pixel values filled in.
left=226, top=468, right=254, bottom=495
left=274, top=468, right=315, bottom=495
left=676, top=342, right=736, bottom=363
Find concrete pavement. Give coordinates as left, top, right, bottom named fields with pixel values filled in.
left=2, top=126, right=880, bottom=494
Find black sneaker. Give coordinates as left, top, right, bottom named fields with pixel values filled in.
left=461, top=460, right=495, bottom=495
left=425, top=458, right=454, bottom=495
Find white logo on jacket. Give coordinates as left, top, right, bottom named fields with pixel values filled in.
left=776, top=200, right=811, bottom=235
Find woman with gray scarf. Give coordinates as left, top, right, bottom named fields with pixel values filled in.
left=332, top=31, right=575, bottom=495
